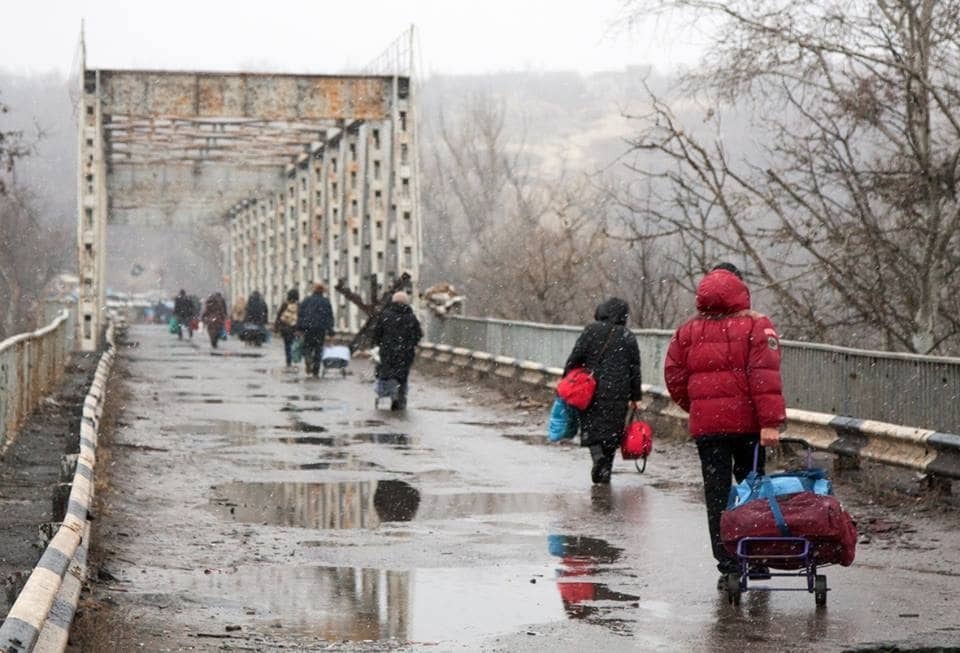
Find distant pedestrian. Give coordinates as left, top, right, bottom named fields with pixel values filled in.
left=244, top=291, right=268, bottom=327
left=274, top=288, right=300, bottom=367
left=372, top=291, right=423, bottom=410
left=664, top=262, right=785, bottom=583
left=296, top=283, right=334, bottom=377
left=201, top=292, right=228, bottom=349
left=562, top=298, right=642, bottom=484
left=173, top=289, right=195, bottom=340
left=230, top=296, right=247, bottom=334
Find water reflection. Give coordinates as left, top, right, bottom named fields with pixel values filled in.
left=211, top=480, right=420, bottom=529
left=548, top=534, right=639, bottom=629
left=211, top=481, right=576, bottom=529
left=185, top=563, right=565, bottom=643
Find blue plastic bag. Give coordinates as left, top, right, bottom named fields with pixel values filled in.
left=547, top=398, right=579, bottom=442
left=727, top=467, right=832, bottom=510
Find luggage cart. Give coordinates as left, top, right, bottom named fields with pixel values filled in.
left=722, top=439, right=845, bottom=607
left=321, top=345, right=351, bottom=378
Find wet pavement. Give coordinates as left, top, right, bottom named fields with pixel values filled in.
left=77, top=326, right=960, bottom=651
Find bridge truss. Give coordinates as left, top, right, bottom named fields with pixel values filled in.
left=76, top=34, right=421, bottom=349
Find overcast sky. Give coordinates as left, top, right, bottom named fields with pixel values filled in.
left=0, top=0, right=707, bottom=78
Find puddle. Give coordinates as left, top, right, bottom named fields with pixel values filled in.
left=172, top=375, right=195, bottom=380
left=458, top=420, right=526, bottom=429
left=162, top=420, right=257, bottom=436
left=278, top=436, right=335, bottom=446
left=210, top=480, right=420, bottom=528
left=352, top=432, right=410, bottom=446
left=502, top=433, right=550, bottom=446
left=286, top=420, right=329, bottom=433
left=211, top=481, right=577, bottom=530
left=177, top=563, right=575, bottom=642
left=548, top=535, right=640, bottom=628
left=420, top=406, right=462, bottom=413
left=209, top=351, right=264, bottom=358
left=297, top=460, right=382, bottom=471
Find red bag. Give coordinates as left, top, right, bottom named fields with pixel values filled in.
left=720, top=491, right=857, bottom=568
left=557, top=326, right=617, bottom=410
left=556, top=368, right=596, bottom=410
left=621, top=411, right=653, bottom=468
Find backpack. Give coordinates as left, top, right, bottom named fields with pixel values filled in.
left=279, top=302, right=298, bottom=327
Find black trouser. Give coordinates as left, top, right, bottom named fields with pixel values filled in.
left=282, top=332, right=295, bottom=366
left=302, top=331, right=325, bottom=376
left=391, top=368, right=410, bottom=409
left=588, top=438, right=620, bottom=484
left=695, top=434, right=765, bottom=572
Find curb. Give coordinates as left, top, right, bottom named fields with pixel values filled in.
left=418, top=341, right=960, bottom=480
left=0, top=319, right=117, bottom=652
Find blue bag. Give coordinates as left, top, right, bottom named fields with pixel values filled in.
left=728, top=467, right=832, bottom=510
left=547, top=398, right=579, bottom=442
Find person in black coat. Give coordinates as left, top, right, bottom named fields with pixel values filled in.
left=244, top=290, right=268, bottom=326
left=296, top=283, right=335, bottom=377
left=372, top=291, right=423, bottom=410
left=173, top=289, right=194, bottom=340
left=563, top=297, right=642, bottom=484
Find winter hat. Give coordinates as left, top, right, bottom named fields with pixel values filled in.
left=711, top=262, right=743, bottom=279
left=392, top=291, right=410, bottom=305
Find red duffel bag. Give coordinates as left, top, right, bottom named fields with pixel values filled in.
left=556, top=368, right=596, bottom=410
left=720, top=491, right=857, bottom=568
left=621, top=409, right=653, bottom=472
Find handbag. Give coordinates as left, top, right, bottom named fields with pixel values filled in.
left=547, top=398, right=579, bottom=442
left=621, top=408, right=653, bottom=472
left=557, top=325, right=617, bottom=410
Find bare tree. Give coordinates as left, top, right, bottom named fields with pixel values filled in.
left=0, top=91, right=30, bottom=195
left=0, top=186, right=70, bottom=338
left=621, top=0, right=960, bottom=353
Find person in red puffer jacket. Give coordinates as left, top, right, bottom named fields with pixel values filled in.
left=664, top=263, right=786, bottom=579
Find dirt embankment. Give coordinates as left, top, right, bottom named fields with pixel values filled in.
left=0, top=352, right=99, bottom=620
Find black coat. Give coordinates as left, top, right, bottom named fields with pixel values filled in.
left=173, top=293, right=194, bottom=321
left=373, top=303, right=423, bottom=380
left=563, top=299, right=642, bottom=447
left=297, top=293, right=334, bottom=335
left=244, top=292, right=268, bottom=326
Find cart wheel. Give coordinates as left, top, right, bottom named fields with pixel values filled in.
left=814, top=574, right=827, bottom=607
left=725, top=573, right=741, bottom=606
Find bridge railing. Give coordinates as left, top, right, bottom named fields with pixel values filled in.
left=425, top=315, right=960, bottom=434
left=0, top=310, right=72, bottom=454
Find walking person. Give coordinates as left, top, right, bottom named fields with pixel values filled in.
left=296, top=283, right=334, bottom=377
left=230, top=296, right=247, bottom=335
left=173, top=289, right=195, bottom=340
left=664, top=263, right=785, bottom=583
left=242, top=290, right=269, bottom=346
left=372, top=291, right=423, bottom=410
left=274, top=288, right=300, bottom=367
left=201, top=291, right=228, bottom=349
left=563, top=298, right=642, bottom=484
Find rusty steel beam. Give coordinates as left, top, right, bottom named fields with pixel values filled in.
left=97, top=70, right=396, bottom=121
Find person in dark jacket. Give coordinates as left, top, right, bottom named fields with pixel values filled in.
left=563, top=298, right=642, bottom=484
left=296, top=283, right=335, bottom=377
left=664, top=263, right=785, bottom=581
left=173, top=289, right=194, bottom=340
left=244, top=291, right=268, bottom=326
left=372, top=291, right=423, bottom=410
left=274, top=288, right=300, bottom=367
left=201, top=292, right=228, bottom=349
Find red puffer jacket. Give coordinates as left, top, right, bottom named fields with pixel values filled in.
left=664, top=269, right=786, bottom=437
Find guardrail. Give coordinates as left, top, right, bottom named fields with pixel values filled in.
left=418, top=342, right=960, bottom=482
left=0, top=310, right=72, bottom=456
left=424, top=314, right=960, bottom=435
left=0, top=318, right=117, bottom=652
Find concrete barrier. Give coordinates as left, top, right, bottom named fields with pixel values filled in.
left=0, top=319, right=117, bottom=653
left=418, top=341, right=960, bottom=481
